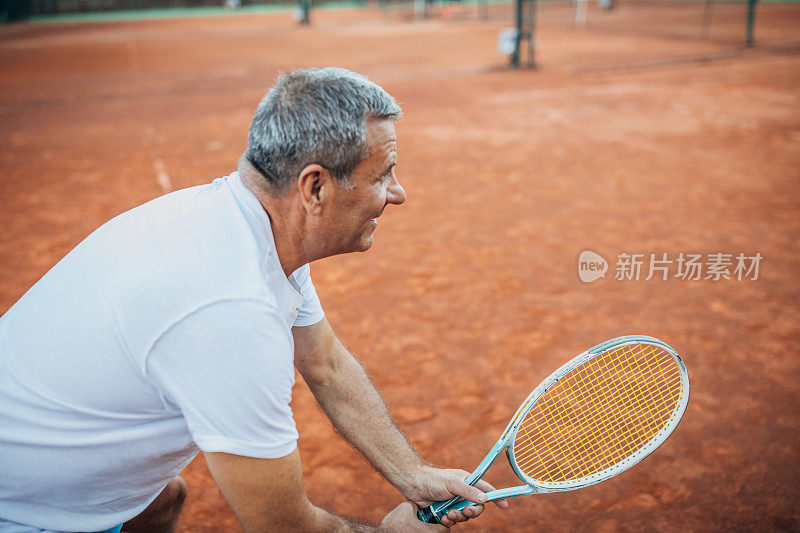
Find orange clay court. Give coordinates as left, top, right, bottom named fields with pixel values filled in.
left=0, top=2, right=798, bottom=531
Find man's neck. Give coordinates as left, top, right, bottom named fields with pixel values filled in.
left=239, top=164, right=309, bottom=278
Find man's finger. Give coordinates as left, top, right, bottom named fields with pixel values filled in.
left=473, top=479, right=509, bottom=509
left=445, top=477, right=488, bottom=505
left=461, top=505, right=485, bottom=519
left=444, top=505, right=485, bottom=524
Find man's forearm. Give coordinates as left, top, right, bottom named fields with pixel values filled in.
left=241, top=503, right=378, bottom=533
left=293, top=320, right=497, bottom=528
left=306, top=505, right=381, bottom=533
left=204, top=449, right=419, bottom=532
left=302, top=339, right=424, bottom=495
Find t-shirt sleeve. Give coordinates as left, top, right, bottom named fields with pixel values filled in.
left=145, top=299, right=298, bottom=459
left=292, top=264, right=325, bottom=327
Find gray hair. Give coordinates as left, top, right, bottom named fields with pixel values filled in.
left=245, top=67, right=401, bottom=191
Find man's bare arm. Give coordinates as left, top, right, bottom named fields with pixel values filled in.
left=204, top=449, right=444, bottom=532
left=292, top=318, right=503, bottom=527
left=293, top=318, right=425, bottom=492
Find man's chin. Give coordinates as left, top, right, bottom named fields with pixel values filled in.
left=333, top=238, right=373, bottom=257
left=356, top=236, right=374, bottom=252
left=341, top=229, right=376, bottom=254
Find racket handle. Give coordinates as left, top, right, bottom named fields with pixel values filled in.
left=417, top=506, right=440, bottom=524
left=417, top=499, right=473, bottom=524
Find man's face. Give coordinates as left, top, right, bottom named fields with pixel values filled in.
left=326, top=119, right=406, bottom=254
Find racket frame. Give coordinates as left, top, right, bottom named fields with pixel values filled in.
left=419, top=334, right=690, bottom=522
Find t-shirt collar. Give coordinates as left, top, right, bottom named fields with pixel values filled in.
left=229, top=171, right=305, bottom=306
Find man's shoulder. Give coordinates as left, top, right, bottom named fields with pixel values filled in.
left=104, top=173, right=274, bottom=284
left=76, top=174, right=284, bottom=342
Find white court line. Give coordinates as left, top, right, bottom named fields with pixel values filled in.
left=147, top=126, right=172, bottom=192
left=153, top=156, right=172, bottom=192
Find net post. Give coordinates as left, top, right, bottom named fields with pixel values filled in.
left=511, top=0, right=523, bottom=68
left=414, top=0, right=426, bottom=21
left=746, top=0, right=757, bottom=47
left=298, top=0, right=311, bottom=24
left=527, top=0, right=537, bottom=68
left=511, top=0, right=537, bottom=69
left=575, top=0, right=587, bottom=28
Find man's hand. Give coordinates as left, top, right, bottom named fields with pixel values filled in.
left=380, top=502, right=447, bottom=531
left=401, top=466, right=509, bottom=527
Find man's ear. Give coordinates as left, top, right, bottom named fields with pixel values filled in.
left=296, top=164, right=334, bottom=215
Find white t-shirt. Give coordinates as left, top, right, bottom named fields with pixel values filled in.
left=0, top=172, right=325, bottom=532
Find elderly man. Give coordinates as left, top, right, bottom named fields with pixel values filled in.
left=0, top=68, right=507, bottom=532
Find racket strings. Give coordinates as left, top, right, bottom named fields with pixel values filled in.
left=516, top=344, right=680, bottom=480
left=512, top=343, right=683, bottom=483
left=520, top=345, right=680, bottom=480
left=515, top=346, right=675, bottom=480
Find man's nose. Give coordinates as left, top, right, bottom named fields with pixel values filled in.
left=387, top=174, right=406, bottom=205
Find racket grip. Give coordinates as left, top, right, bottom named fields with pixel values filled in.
left=418, top=499, right=474, bottom=524
left=417, top=506, right=440, bottom=524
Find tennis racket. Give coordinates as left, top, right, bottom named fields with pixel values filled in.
left=418, top=335, right=689, bottom=524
